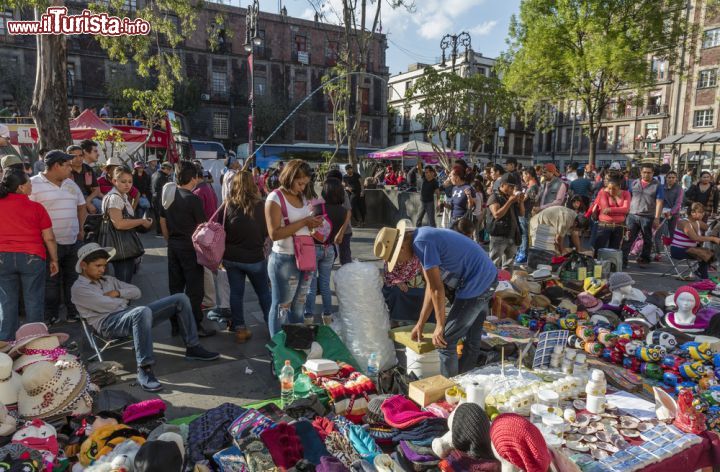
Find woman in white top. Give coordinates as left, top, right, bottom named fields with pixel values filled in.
left=265, top=160, right=323, bottom=335
left=102, top=166, right=152, bottom=283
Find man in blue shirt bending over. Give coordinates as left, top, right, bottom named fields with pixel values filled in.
left=374, top=221, right=498, bottom=377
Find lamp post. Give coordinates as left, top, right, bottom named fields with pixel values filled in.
left=440, top=32, right=472, bottom=73
left=244, top=0, right=263, bottom=159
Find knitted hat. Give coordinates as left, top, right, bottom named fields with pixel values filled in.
left=451, top=403, right=493, bottom=460
left=134, top=439, right=183, bottom=472
left=608, top=272, right=634, bottom=292
left=577, top=292, right=603, bottom=313
left=317, top=455, right=351, bottom=472
left=381, top=395, right=435, bottom=429
left=365, top=394, right=391, bottom=425
left=674, top=286, right=701, bottom=314
left=490, top=413, right=552, bottom=472
left=259, top=422, right=304, bottom=469
left=294, top=419, right=328, bottom=466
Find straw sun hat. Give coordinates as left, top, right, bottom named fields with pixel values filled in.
left=13, top=335, right=77, bottom=374
left=18, top=360, right=92, bottom=421
left=373, top=219, right=414, bottom=272
left=8, top=323, right=69, bottom=359
left=0, top=353, right=22, bottom=406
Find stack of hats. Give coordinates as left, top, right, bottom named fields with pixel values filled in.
left=577, top=292, right=603, bottom=313
left=0, top=353, right=22, bottom=414
left=8, top=323, right=73, bottom=373
left=532, top=224, right=556, bottom=251
left=18, top=359, right=93, bottom=422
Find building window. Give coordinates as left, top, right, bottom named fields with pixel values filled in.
left=705, top=28, right=720, bottom=48
left=359, top=121, right=370, bottom=143
left=295, top=34, right=307, bottom=53
left=326, top=40, right=338, bottom=65
left=617, top=125, right=631, bottom=150
left=360, top=87, right=369, bottom=113
left=651, top=58, right=666, bottom=81
left=67, top=63, right=76, bottom=96
left=123, top=0, right=136, bottom=11
left=326, top=120, right=336, bottom=142
left=255, top=77, right=266, bottom=96
left=405, top=80, right=412, bottom=92
left=645, top=123, right=659, bottom=141
left=212, top=71, right=227, bottom=95
left=478, top=67, right=486, bottom=76
left=698, top=69, right=717, bottom=89
left=694, top=109, right=714, bottom=127
left=295, top=116, right=308, bottom=141
left=0, top=10, right=12, bottom=35
left=294, top=80, right=306, bottom=100
left=598, top=127, right=608, bottom=151
left=213, top=112, right=229, bottom=138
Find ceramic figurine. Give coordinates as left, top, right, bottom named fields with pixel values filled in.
left=681, top=342, right=714, bottom=362
left=680, top=361, right=706, bottom=380
left=674, top=388, right=707, bottom=434
left=647, top=331, right=678, bottom=351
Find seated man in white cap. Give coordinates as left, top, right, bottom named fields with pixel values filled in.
left=70, top=243, right=219, bottom=392
left=374, top=221, right=498, bottom=377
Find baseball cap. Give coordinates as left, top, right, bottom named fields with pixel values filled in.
left=160, top=162, right=172, bottom=170
left=147, top=154, right=159, bottom=162
left=499, top=173, right=520, bottom=186
left=44, top=150, right=74, bottom=166
left=0, top=124, right=9, bottom=139
left=0, top=154, right=23, bottom=170
left=133, top=161, right=145, bottom=169
left=609, top=162, right=622, bottom=170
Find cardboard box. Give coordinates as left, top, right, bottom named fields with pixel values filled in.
left=390, top=324, right=436, bottom=354
left=408, top=375, right=456, bottom=407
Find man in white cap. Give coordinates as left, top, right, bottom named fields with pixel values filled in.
left=71, top=243, right=219, bottom=392
left=146, top=154, right=158, bottom=176
left=374, top=221, right=497, bottom=377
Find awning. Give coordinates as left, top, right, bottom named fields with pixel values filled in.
left=700, top=131, right=720, bottom=143
left=676, top=132, right=709, bottom=144
left=657, top=134, right=684, bottom=145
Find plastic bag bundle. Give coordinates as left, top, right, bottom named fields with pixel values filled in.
left=333, top=262, right=397, bottom=372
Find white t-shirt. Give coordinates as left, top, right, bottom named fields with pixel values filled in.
left=29, top=174, right=85, bottom=245
left=473, top=193, right=484, bottom=217
left=266, top=189, right=312, bottom=255
left=102, top=187, right=135, bottom=216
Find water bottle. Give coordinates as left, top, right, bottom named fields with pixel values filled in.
left=367, top=352, right=380, bottom=386
left=280, top=360, right=295, bottom=408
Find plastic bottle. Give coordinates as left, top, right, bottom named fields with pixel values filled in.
left=280, top=360, right=295, bottom=408
left=367, top=352, right=380, bottom=385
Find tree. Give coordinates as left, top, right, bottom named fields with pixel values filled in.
left=499, top=0, right=696, bottom=167
left=409, top=67, right=516, bottom=170
left=310, top=0, right=414, bottom=166
left=1, top=0, right=201, bottom=150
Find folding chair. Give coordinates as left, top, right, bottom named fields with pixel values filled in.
left=79, top=317, right=133, bottom=362
left=660, top=236, right=699, bottom=280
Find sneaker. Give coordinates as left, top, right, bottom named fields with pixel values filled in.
left=207, top=309, right=230, bottom=322
left=303, top=315, right=315, bottom=325
left=515, top=250, right=527, bottom=264
left=197, top=324, right=217, bottom=338
left=234, top=327, right=252, bottom=343
left=46, top=316, right=59, bottom=326
left=185, top=345, right=220, bottom=361
left=137, top=366, right=163, bottom=392
left=65, top=315, right=79, bottom=323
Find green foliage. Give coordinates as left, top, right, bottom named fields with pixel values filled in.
left=500, top=0, right=697, bottom=164
left=207, top=13, right=234, bottom=53
left=106, top=71, right=154, bottom=118
left=93, top=128, right=126, bottom=162
left=409, top=67, right=516, bottom=170
left=173, top=78, right=202, bottom=116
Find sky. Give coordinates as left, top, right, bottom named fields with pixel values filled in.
left=254, top=0, right=522, bottom=76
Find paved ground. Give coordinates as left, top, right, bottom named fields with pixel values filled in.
left=57, top=227, right=693, bottom=420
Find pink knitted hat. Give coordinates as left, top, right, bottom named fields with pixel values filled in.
left=674, top=286, right=701, bottom=314
left=490, top=413, right=551, bottom=472
left=380, top=395, right=435, bottom=429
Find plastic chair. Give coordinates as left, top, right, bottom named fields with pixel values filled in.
left=79, top=317, right=133, bottom=362
left=660, top=236, right=699, bottom=280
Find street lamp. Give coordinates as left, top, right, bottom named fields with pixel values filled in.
left=440, top=32, right=472, bottom=73
left=244, top=0, right=263, bottom=159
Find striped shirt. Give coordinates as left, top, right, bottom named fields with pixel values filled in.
left=670, top=220, right=699, bottom=249
left=29, top=173, right=85, bottom=244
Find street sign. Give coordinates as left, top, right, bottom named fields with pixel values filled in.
left=498, top=126, right=505, bottom=137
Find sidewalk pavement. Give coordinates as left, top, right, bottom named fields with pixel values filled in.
left=57, top=228, right=691, bottom=419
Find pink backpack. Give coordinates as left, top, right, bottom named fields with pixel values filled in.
left=192, top=204, right=227, bottom=272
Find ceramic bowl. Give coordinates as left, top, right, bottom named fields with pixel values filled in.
left=578, top=426, right=597, bottom=435
left=597, top=442, right=619, bottom=453
left=573, top=414, right=591, bottom=427
left=567, top=441, right=590, bottom=452
left=620, top=429, right=640, bottom=438
left=591, top=448, right=609, bottom=460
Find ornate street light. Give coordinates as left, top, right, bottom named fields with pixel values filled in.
left=440, top=32, right=472, bottom=73
left=244, top=0, right=263, bottom=158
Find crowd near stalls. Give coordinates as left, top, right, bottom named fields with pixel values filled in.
left=2, top=137, right=720, bottom=471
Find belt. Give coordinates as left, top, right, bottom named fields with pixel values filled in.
left=597, top=222, right=624, bottom=228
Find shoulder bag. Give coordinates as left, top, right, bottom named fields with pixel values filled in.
left=98, top=196, right=145, bottom=261
left=274, top=190, right=317, bottom=272
left=192, top=203, right=227, bottom=272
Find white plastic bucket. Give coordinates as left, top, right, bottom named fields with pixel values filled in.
left=405, top=347, right=441, bottom=379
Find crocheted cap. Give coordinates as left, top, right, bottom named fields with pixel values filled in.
left=608, top=272, right=634, bottom=291
left=259, top=422, right=304, bottom=469
left=451, top=403, right=493, bottom=460
left=490, top=413, right=551, bottom=472
left=674, top=286, right=701, bottom=315
left=365, top=395, right=391, bottom=425
left=380, top=395, right=435, bottom=429
left=577, top=291, right=602, bottom=313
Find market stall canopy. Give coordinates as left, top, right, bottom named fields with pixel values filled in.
left=367, top=140, right=464, bottom=163
left=657, top=134, right=684, bottom=145
left=69, top=109, right=114, bottom=131
left=676, top=132, right=710, bottom=144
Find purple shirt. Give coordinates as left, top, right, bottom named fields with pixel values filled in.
left=192, top=182, right=219, bottom=220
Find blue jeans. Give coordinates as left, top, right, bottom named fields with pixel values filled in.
left=416, top=201, right=436, bottom=227
left=267, top=252, right=313, bottom=336
left=671, top=246, right=709, bottom=279
left=621, top=214, right=654, bottom=264
left=223, top=259, right=271, bottom=328
left=305, top=245, right=336, bottom=316
left=46, top=242, right=80, bottom=320
left=98, top=293, right=200, bottom=368
left=518, top=216, right=529, bottom=255
left=438, top=290, right=494, bottom=378
left=338, top=233, right=352, bottom=265
left=111, top=257, right=136, bottom=284
left=92, top=197, right=103, bottom=213
left=138, top=196, right=151, bottom=218
left=0, top=253, right=46, bottom=341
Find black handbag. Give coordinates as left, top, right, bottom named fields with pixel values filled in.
left=98, top=207, right=145, bottom=261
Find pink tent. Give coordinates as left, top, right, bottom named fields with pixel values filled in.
left=367, top=140, right=464, bottom=163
